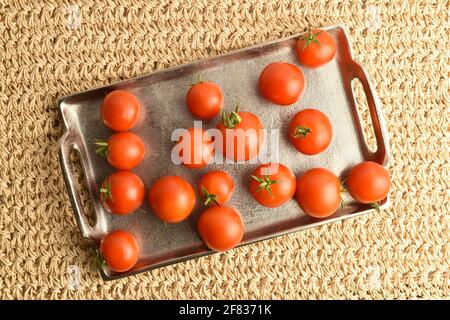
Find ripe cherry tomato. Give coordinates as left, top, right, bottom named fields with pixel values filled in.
left=197, top=206, right=244, bottom=252
left=198, top=170, right=234, bottom=206
left=148, top=175, right=196, bottom=223
left=186, top=76, right=223, bottom=119
left=100, top=230, right=139, bottom=273
left=250, top=163, right=296, bottom=208
left=296, top=29, right=337, bottom=68
left=296, top=168, right=341, bottom=218
left=176, top=127, right=214, bottom=169
left=346, top=161, right=391, bottom=205
left=99, top=171, right=145, bottom=215
left=258, top=62, right=305, bottom=106
left=216, top=107, right=264, bottom=161
left=101, top=90, right=141, bottom=131
left=288, top=109, right=332, bottom=155
left=95, top=132, right=145, bottom=170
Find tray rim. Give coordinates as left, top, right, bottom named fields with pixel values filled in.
left=58, top=23, right=390, bottom=280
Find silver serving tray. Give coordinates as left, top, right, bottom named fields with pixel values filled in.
left=58, top=24, right=390, bottom=280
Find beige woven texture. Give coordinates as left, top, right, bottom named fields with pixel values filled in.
left=1, top=0, right=449, bottom=299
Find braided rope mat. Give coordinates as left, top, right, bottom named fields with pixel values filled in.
left=1, top=0, right=449, bottom=299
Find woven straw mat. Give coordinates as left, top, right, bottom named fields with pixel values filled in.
left=1, top=0, right=449, bottom=299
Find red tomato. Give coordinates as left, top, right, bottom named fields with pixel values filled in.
left=197, top=206, right=244, bottom=252
left=186, top=77, right=223, bottom=119
left=148, top=176, right=196, bottom=223
left=99, top=171, right=145, bottom=215
left=258, top=62, right=305, bottom=105
left=296, top=168, right=341, bottom=218
left=296, top=29, right=337, bottom=68
left=101, top=90, right=141, bottom=131
left=250, top=163, right=296, bottom=208
left=198, top=170, right=234, bottom=206
left=288, top=109, right=332, bottom=155
left=216, top=108, right=264, bottom=161
left=100, top=230, right=139, bottom=273
left=176, top=127, right=214, bottom=169
left=346, top=161, right=391, bottom=204
left=95, top=132, right=145, bottom=170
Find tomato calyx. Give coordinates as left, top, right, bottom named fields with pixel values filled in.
left=95, top=140, right=108, bottom=158
left=221, top=105, right=242, bottom=129
left=190, top=74, right=204, bottom=87
left=99, top=180, right=113, bottom=203
left=340, top=185, right=346, bottom=208
left=292, top=125, right=312, bottom=138
left=371, top=201, right=380, bottom=212
left=301, top=30, right=323, bottom=50
left=200, top=185, right=221, bottom=207
left=95, top=249, right=107, bottom=269
left=251, top=175, right=279, bottom=198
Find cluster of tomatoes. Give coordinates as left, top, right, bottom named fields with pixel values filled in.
left=95, top=29, right=391, bottom=274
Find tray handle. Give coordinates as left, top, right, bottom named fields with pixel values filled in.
left=59, top=131, right=95, bottom=238
left=351, top=62, right=390, bottom=165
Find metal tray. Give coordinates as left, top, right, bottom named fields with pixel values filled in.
left=58, top=24, right=390, bottom=280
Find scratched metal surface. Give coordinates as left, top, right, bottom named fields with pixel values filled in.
left=58, top=25, right=390, bottom=280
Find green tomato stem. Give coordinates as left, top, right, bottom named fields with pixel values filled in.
left=292, top=125, right=312, bottom=138
left=251, top=175, right=279, bottom=198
